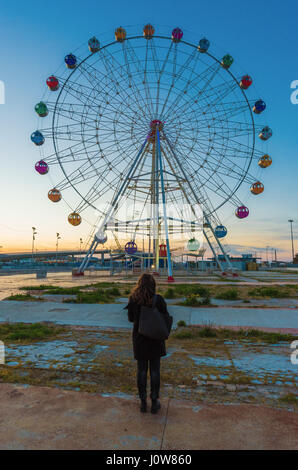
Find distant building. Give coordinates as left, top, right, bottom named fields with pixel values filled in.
left=207, top=254, right=260, bottom=271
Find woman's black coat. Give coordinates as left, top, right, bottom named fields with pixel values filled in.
left=125, top=294, right=171, bottom=360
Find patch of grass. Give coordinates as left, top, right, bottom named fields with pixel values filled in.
left=87, top=282, right=123, bottom=289
left=171, top=325, right=297, bottom=343
left=65, top=288, right=119, bottom=304
left=215, top=288, right=239, bottom=300
left=105, top=287, right=121, bottom=297
left=248, top=286, right=290, bottom=298
left=179, top=284, right=210, bottom=297
left=178, top=292, right=212, bottom=307
left=237, top=329, right=296, bottom=343
left=4, top=293, right=44, bottom=302
left=180, top=294, right=200, bottom=306
left=172, top=329, right=194, bottom=339
left=21, top=285, right=58, bottom=291
left=279, top=393, right=298, bottom=405
left=198, top=327, right=217, bottom=338
left=201, top=293, right=211, bottom=305
left=164, top=287, right=176, bottom=299
left=0, top=322, right=64, bottom=342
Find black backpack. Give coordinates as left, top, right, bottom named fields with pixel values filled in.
left=138, top=295, right=172, bottom=341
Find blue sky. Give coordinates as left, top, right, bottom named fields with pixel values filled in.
left=0, top=0, right=297, bottom=259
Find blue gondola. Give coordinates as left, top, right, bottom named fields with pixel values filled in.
left=65, top=54, right=77, bottom=69
left=198, top=37, right=210, bottom=52
left=31, top=130, right=45, bottom=146
left=253, top=100, right=266, bottom=114
left=214, top=225, right=227, bottom=238
left=125, top=241, right=137, bottom=254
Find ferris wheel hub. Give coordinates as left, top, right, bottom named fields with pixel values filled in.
left=150, top=119, right=164, bottom=130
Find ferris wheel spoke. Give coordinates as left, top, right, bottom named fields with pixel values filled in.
left=153, top=40, right=174, bottom=116
left=122, top=40, right=155, bottom=118
left=164, top=93, right=250, bottom=133
left=162, top=60, right=219, bottom=122
left=168, top=131, right=245, bottom=195
left=176, top=135, right=252, bottom=184
left=74, top=136, right=151, bottom=211
left=60, top=79, right=108, bottom=108
left=143, top=41, right=156, bottom=116
left=158, top=42, right=179, bottom=117
left=45, top=142, right=101, bottom=165
left=164, top=62, right=221, bottom=122
left=179, top=129, right=254, bottom=161
left=54, top=138, right=100, bottom=160
left=162, top=134, right=209, bottom=202
left=97, top=47, right=149, bottom=123
left=164, top=135, right=239, bottom=214
left=160, top=47, right=200, bottom=119
left=78, top=62, right=146, bottom=123
left=199, top=79, right=239, bottom=108
left=61, top=75, right=141, bottom=125
left=160, top=49, right=205, bottom=119
left=161, top=139, right=218, bottom=219
left=47, top=103, right=98, bottom=125
left=184, top=100, right=251, bottom=125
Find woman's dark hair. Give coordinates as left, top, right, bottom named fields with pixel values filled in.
left=130, top=273, right=156, bottom=305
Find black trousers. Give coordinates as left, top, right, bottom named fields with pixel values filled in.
left=137, top=357, right=160, bottom=401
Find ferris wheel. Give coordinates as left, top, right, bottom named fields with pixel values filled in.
left=31, top=24, right=272, bottom=279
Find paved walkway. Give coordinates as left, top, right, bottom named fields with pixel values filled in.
left=0, top=383, right=296, bottom=450
left=1, top=300, right=298, bottom=333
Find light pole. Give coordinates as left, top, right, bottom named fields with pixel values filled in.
left=56, top=233, right=61, bottom=264
left=80, top=238, right=83, bottom=255
left=288, top=219, right=295, bottom=262
left=266, top=245, right=269, bottom=263
left=32, top=227, right=37, bottom=263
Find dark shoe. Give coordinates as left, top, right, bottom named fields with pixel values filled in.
left=140, top=399, right=147, bottom=413
left=151, top=399, right=161, bottom=414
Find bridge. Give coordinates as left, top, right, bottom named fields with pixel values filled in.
left=0, top=250, right=111, bottom=262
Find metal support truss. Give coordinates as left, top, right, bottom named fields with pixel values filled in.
left=156, top=126, right=174, bottom=280
left=162, top=133, right=234, bottom=272
left=77, top=135, right=149, bottom=273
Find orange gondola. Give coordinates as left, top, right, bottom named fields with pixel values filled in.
left=258, top=154, right=272, bottom=168
left=250, top=181, right=264, bottom=195
left=143, top=24, right=155, bottom=39
left=68, top=212, right=82, bottom=226
left=115, top=27, right=126, bottom=42
left=48, top=188, right=62, bottom=203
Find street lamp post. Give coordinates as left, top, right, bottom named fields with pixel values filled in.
left=266, top=245, right=269, bottom=264
left=288, top=219, right=295, bottom=262
left=80, top=238, right=83, bottom=255
left=56, top=233, right=61, bottom=264
left=32, top=227, right=37, bottom=263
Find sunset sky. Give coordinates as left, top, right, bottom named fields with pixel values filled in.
left=0, top=0, right=297, bottom=261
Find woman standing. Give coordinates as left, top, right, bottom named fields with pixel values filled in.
left=125, top=274, right=172, bottom=414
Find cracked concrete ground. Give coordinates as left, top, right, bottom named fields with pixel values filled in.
left=1, top=300, right=298, bottom=334
left=0, top=383, right=297, bottom=450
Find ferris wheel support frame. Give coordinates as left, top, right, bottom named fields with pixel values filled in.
left=162, top=133, right=233, bottom=272
left=156, top=126, right=174, bottom=281
left=77, top=135, right=149, bottom=274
